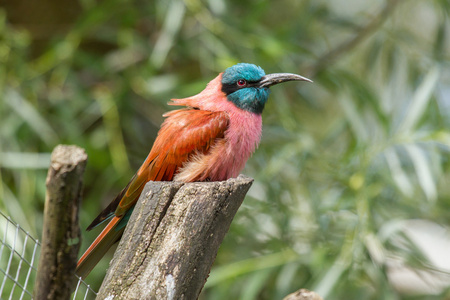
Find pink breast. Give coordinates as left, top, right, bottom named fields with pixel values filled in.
left=208, top=108, right=262, bottom=181
left=171, top=73, right=263, bottom=182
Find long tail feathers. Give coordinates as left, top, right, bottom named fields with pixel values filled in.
left=76, top=216, right=124, bottom=279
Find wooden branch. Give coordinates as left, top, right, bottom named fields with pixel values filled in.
left=283, top=289, right=323, bottom=300
left=33, top=145, right=87, bottom=300
left=97, top=175, right=254, bottom=300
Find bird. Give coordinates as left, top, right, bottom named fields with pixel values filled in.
left=76, top=63, right=312, bottom=279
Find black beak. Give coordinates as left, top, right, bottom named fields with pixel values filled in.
left=258, top=73, right=312, bottom=88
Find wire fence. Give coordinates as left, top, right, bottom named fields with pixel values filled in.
left=0, top=211, right=97, bottom=300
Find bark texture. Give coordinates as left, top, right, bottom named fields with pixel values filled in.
left=33, top=145, right=87, bottom=300
left=97, top=175, right=254, bottom=300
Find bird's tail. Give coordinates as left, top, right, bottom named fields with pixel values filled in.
left=76, top=216, right=124, bottom=280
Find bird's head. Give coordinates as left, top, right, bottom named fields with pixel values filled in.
left=221, top=63, right=312, bottom=114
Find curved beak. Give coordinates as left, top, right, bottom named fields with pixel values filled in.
left=258, top=73, right=312, bottom=88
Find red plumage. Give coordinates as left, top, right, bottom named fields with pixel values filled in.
left=76, top=65, right=310, bottom=279
left=76, top=74, right=261, bottom=279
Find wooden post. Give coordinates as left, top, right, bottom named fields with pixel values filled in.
left=283, top=289, right=323, bottom=300
left=97, top=175, right=254, bottom=300
left=34, top=145, right=87, bottom=300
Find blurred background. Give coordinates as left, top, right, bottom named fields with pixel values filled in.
left=1, top=0, right=449, bottom=299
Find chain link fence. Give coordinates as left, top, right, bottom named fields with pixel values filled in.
left=0, top=211, right=97, bottom=300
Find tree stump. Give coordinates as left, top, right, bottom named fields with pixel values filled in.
left=283, top=289, right=323, bottom=300
left=97, top=175, right=253, bottom=300
left=33, top=145, right=87, bottom=300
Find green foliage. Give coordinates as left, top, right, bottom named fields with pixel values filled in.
left=1, top=0, right=449, bottom=299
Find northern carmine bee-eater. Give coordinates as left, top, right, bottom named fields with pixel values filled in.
left=76, top=63, right=312, bottom=279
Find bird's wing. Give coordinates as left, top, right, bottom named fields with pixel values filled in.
left=76, top=109, right=229, bottom=279
left=86, top=109, right=229, bottom=230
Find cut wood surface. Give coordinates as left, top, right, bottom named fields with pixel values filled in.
left=283, top=289, right=323, bottom=300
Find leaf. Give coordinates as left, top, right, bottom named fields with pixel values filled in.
left=0, top=152, right=51, bottom=169
left=150, top=0, right=186, bottom=69
left=239, top=269, right=273, bottom=300
left=337, top=91, right=369, bottom=142
left=384, top=147, right=414, bottom=198
left=404, top=144, right=437, bottom=202
left=206, top=249, right=297, bottom=287
left=4, top=89, right=58, bottom=146
left=397, top=66, right=440, bottom=134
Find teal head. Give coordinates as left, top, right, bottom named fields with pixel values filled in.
left=221, top=63, right=312, bottom=114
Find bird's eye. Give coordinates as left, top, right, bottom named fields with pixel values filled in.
left=237, top=79, right=247, bottom=87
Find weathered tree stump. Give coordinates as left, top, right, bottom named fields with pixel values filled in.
left=97, top=175, right=253, bottom=300
left=33, top=145, right=87, bottom=300
left=283, top=289, right=323, bottom=300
